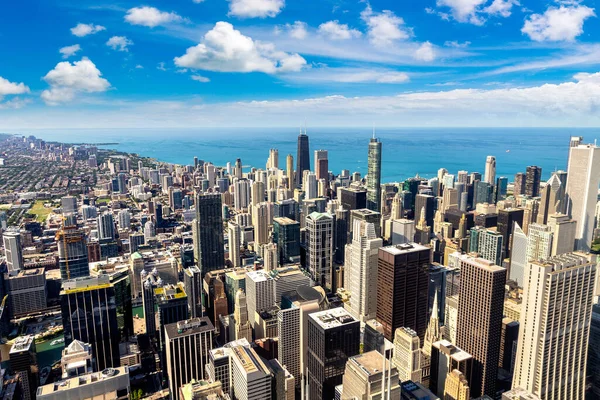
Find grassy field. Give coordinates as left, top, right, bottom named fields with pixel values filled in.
left=29, top=200, right=53, bottom=223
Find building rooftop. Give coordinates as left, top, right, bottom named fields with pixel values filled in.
left=273, top=217, right=299, bottom=226
left=380, top=242, right=429, bottom=256
left=347, top=351, right=390, bottom=377
left=231, top=345, right=270, bottom=375
left=351, top=208, right=380, bottom=216
left=247, top=270, right=272, bottom=283
left=61, top=274, right=111, bottom=294
left=164, top=317, right=214, bottom=339
left=309, top=307, right=357, bottom=330
left=37, top=367, right=129, bottom=397
left=10, top=335, right=34, bottom=354
left=155, top=282, right=187, bottom=301
left=432, top=340, right=473, bottom=362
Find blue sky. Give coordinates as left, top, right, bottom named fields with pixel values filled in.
left=1, top=0, right=599, bottom=128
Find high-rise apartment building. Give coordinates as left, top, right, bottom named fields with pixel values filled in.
left=547, top=213, right=577, bottom=255
left=272, top=217, right=301, bottom=265
left=484, top=156, right=496, bottom=185
left=377, top=243, right=430, bottom=341
left=455, top=254, right=506, bottom=397
left=97, top=212, right=115, bottom=241
left=61, top=275, right=120, bottom=371
left=344, top=219, right=382, bottom=322
left=307, top=308, right=360, bottom=400
left=367, top=137, right=382, bottom=212
left=566, top=140, right=600, bottom=251
left=514, top=172, right=526, bottom=196
left=513, top=253, right=596, bottom=400
left=3, top=230, right=23, bottom=272
left=296, top=132, right=310, bottom=187
left=194, top=193, right=225, bottom=276
left=305, top=212, right=334, bottom=288
left=525, top=166, right=542, bottom=197
left=245, top=270, right=274, bottom=328
left=470, top=227, right=503, bottom=266
left=314, top=149, right=328, bottom=182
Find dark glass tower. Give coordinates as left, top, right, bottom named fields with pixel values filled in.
left=57, top=223, right=90, bottom=280
left=194, top=192, right=225, bottom=277
left=296, top=132, right=310, bottom=188
left=367, top=137, right=382, bottom=212
left=525, top=165, right=542, bottom=197
left=60, top=275, right=120, bottom=371
left=272, top=217, right=301, bottom=264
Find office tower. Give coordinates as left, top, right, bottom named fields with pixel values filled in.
left=234, top=289, right=253, bottom=342
left=566, top=141, right=600, bottom=251
left=344, top=219, right=382, bottom=322
left=129, top=232, right=144, bottom=254
left=61, top=195, right=78, bottom=214
left=37, top=366, right=130, bottom=400
left=5, top=268, right=46, bottom=318
left=278, top=305, right=301, bottom=390
left=230, top=344, right=273, bottom=400
left=443, top=174, right=455, bottom=190
left=81, top=205, right=97, bottom=220
left=141, top=270, right=159, bottom=336
left=271, top=266, right=311, bottom=305
left=234, top=158, right=243, bottom=179
left=314, top=149, right=328, bottom=181
left=183, top=266, right=203, bottom=318
left=9, top=335, right=38, bottom=400
left=367, top=137, right=382, bottom=212
left=234, top=178, right=251, bottom=210
left=339, top=187, right=368, bottom=211
left=307, top=308, right=360, bottom=400
left=267, top=148, right=279, bottom=169
left=526, top=223, right=553, bottom=261
left=263, top=243, right=278, bottom=271
left=484, top=156, right=496, bottom=184
left=455, top=254, right=506, bottom=397
left=227, top=221, right=241, bottom=268
left=194, top=193, right=225, bottom=276
left=246, top=270, right=274, bottom=328
left=509, top=223, right=527, bottom=284
left=268, top=359, right=295, bottom=400
left=61, top=275, right=120, bottom=371
left=430, top=340, right=473, bottom=397
left=391, top=219, right=415, bottom=245
left=273, top=217, right=301, bottom=265
left=342, top=351, right=401, bottom=399
left=547, top=213, right=577, bottom=255
left=537, top=173, right=565, bottom=224
left=513, top=253, right=596, bottom=400
left=444, top=370, right=470, bottom=400
left=377, top=243, right=430, bottom=341
left=334, top=207, right=349, bottom=264
left=498, top=208, right=524, bottom=258
left=251, top=180, right=265, bottom=207
left=252, top=202, right=270, bottom=246
left=117, top=172, right=127, bottom=194
left=169, top=188, right=183, bottom=210
left=470, top=227, right=503, bottom=266
left=97, top=212, right=115, bottom=240
left=495, top=176, right=508, bottom=202
left=588, top=303, right=600, bottom=398
left=286, top=154, right=294, bottom=189
left=514, top=172, right=526, bottom=196
left=165, top=318, right=215, bottom=400
left=305, top=212, right=334, bottom=288
left=296, top=131, right=310, bottom=187
left=3, top=230, right=23, bottom=272
left=303, top=172, right=318, bottom=199
left=473, top=180, right=493, bottom=206
left=525, top=166, right=542, bottom=197
left=154, top=201, right=164, bottom=228
left=117, top=209, right=131, bottom=229
left=143, top=220, right=155, bottom=243
left=415, top=194, right=435, bottom=227
left=156, top=283, right=189, bottom=355
left=392, top=327, right=422, bottom=383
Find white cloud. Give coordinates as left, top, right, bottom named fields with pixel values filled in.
left=174, top=22, right=306, bottom=74
left=283, top=67, right=409, bottom=84
left=522, top=4, right=595, bottom=41
left=157, top=62, right=167, bottom=71
left=59, top=44, right=81, bottom=59
left=484, top=0, right=520, bottom=17
left=444, top=40, right=471, bottom=47
left=41, top=58, right=110, bottom=105
left=106, top=36, right=134, bottom=52
left=135, top=65, right=144, bottom=69
left=0, top=98, right=31, bottom=110
left=361, top=5, right=411, bottom=46
left=192, top=0, right=205, bottom=2
left=279, top=21, right=308, bottom=39
left=0, top=77, right=30, bottom=99
left=125, top=6, right=184, bottom=27
left=70, top=23, right=106, bottom=37
left=318, top=21, right=362, bottom=40
left=414, top=42, right=436, bottom=61
left=434, top=0, right=519, bottom=24
left=228, top=0, right=285, bottom=18
left=191, top=75, right=210, bottom=82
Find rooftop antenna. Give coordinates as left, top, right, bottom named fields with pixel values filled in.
left=372, top=124, right=376, bottom=139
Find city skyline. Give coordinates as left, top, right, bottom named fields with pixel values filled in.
left=1, top=0, right=600, bottom=128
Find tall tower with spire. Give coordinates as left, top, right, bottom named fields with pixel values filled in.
left=423, top=292, right=442, bottom=357
left=366, top=136, right=382, bottom=212
left=234, top=289, right=252, bottom=342
left=296, top=129, right=310, bottom=188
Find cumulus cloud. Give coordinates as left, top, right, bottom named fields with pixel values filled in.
left=228, top=0, right=285, bottom=18
left=318, top=21, right=362, bottom=40
left=125, top=6, right=184, bottom=27
left=522, top=4, right=595, bottom=41
left=414, top=42, right=436, bottom=61
left=361, top=5, right=411, bottom=46
left=279, top=21, right=308, bottom=39
left=106, top=36, right=134, bottom=52
left=484, top=0, right=520, bottom=17
left=70, top=23, right=106, bottom=37
left=0, top=76, right=30, bottom=99
left=191, top=75, right=210, bottom=82
left=174, top=22, right=306, bottom=74
left=41, top=58, right=110, bottom=105
left=59, top=44, right=81, bottom=59
left=434, top=0, right=519, bottom=25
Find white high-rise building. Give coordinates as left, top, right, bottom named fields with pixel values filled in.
left=509, top=223, right=528, bottom=285
left=143, top=221, right=155, bottom=244
left=391, top=219, right=415, bottom=245
left=234, top=289, right=252, bottom=342
left=547, top=213, right=577, bottom=256
left=513, top=253, right=597, bottom=400
left=566, top=140, right=600, bottom=251
left=484, top=156, right=496, bottom=185
left=228, top=221, right=241, bottom=268
left=234, top=178, right=251, bottom=211
left=344, top=219, right=382, bottom=322
left=230, top=344, right=272, bottom=400
left=245, top=270, right=274, bottom=328
left=305, top=212, right=334, bottom=288
left=303, top=173, right=318, bottom=200
left=526, top=223, right=553, bottom=262
left=392, top=327, right=422, bottom=383
left=117, top=209, right=131, bottom=229
left=2, top=231, right=23, bottom=272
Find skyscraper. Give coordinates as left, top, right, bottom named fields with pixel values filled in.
left=194, top=192, right=225, bottom=276
left=566, top=140, right=600, bottom=251
left=230, top=344, right=273, bottom=400
left=513, top=253, right=596, bottom=399
left=377, top=243, right=430, bottom=341
left=227, top=220, right=242, bottom=268
left=305, top=212, right=334, bottom=288
left=525, top=166, right=542, bottom=197
left=392, top=327, right=422, bottom=383
left=61, top=275, right=120, bottom=371
left=296, top=131, right=310, bottom=188
left=57, top=222, right=89, bottom=280
left=3, top=230, right=23, bottom=272
left=314, top=149, right=328, bottom=182
left=307, top=308, right=360, bottom=400
left=9, top=335, right=38, bottom=400
left=498, top=208, right=524, bottom=259
left=97, top=212, right=115, bottom=241
left=344, top=219, right=382, bottom=322
left=286, top=154, right=294, bottom=189
left=455, top=254, right=506, bottom=397
left=183, top=266, right=203, bottom=318
left=537, top=172, right=565, bottom=224
left=484, top=155, right=496, bottom=185
left=367, top=137, right=382, bottom=212
left=246, top=270, right=274, bottom=328
left=514, top=172, right=526, bottom=196
left=342, top=351, right=401, bottom=399
left=272, top=217, right=301, bottom=265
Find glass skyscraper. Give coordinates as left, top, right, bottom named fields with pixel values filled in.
left=296, top=131, right=310, bottom=187
left=193, top=192, right=225, bottom=277
left=367, top=137, right=382, bottom=212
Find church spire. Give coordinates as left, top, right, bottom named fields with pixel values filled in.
left=423, top=291, right=442, bottom=357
